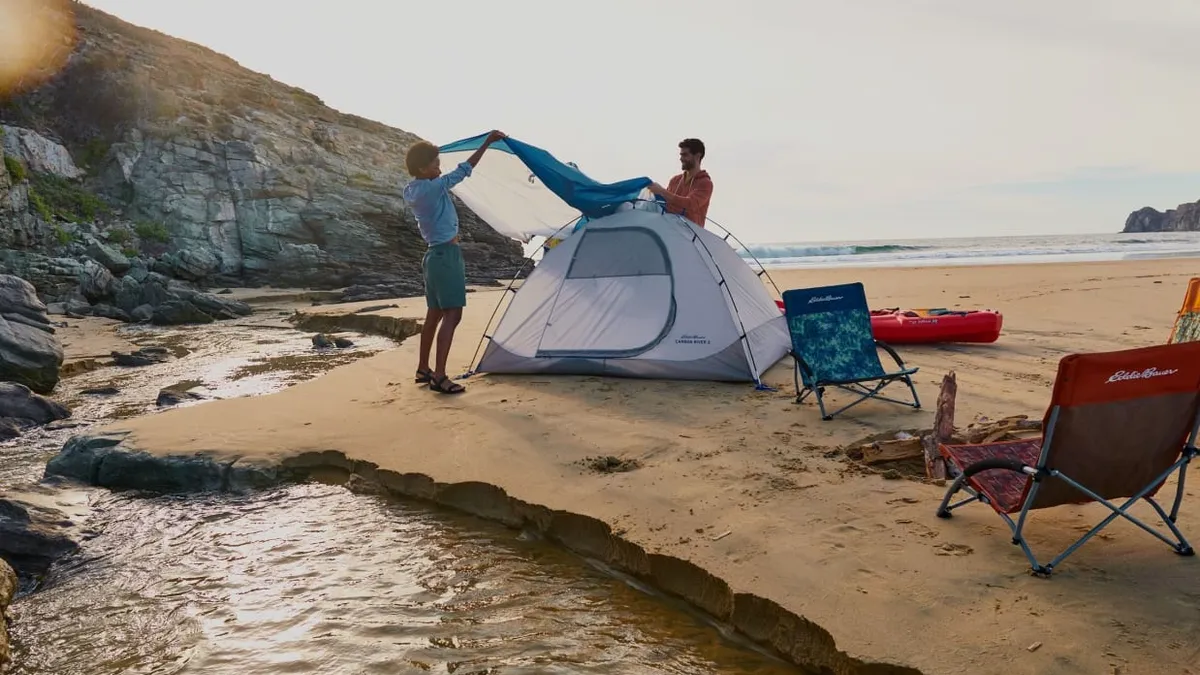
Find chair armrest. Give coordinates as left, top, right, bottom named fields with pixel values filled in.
left=957, top=457, right=1037, bottom=480
left=874, top=340, right=908, bottom=369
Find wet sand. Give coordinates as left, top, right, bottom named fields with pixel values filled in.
left=80, top=258, right=1200, bottom=675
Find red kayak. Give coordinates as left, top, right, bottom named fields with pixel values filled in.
left=774, top=301, right=1003, bottom=344
left=867, top=308, right=1003, bottom=344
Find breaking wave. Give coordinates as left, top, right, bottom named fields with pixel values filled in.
left=739, top=244, right=929, bottom=260
left=733, top=232, right=1200, bottom=269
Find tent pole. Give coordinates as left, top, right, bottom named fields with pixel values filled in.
left=458, top=215, right=586, bottom=379
left=675, top=217, right=776, bottom=391
left=706, top=215, right=785, bottom=301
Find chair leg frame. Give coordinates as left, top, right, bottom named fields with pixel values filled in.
left=790, top=342, right=922, bottom=420
left=795, top=365, right=922, bottom=421
left=936, top=448, right=1197, bottom=577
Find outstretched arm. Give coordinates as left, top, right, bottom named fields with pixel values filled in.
left=466, top=130, right=507, bottom=168
left=436, top=130, right=507, bottom=190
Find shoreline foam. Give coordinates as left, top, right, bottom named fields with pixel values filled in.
left=36, top=258, right=1200, bottom=675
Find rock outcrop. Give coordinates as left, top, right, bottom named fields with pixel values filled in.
left=0, top=497, right=79, bottom=578
left=0, top=275, right=63, bottom=393
left=0, top=382, right=70, bottom=427
left=0, top=558, right=14, bottom=670
left=0, top=1, right=525, bottom=298
left=1, top=125, right=255, bottom=323
left=1123, top=201, right=1200, bottom=233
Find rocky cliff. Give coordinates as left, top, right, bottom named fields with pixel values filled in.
left=1123, top=201, right=1200, bottom=233
left=0, top=1, right=525, bottom=309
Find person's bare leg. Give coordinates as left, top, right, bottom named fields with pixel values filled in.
left=417, top=308, right=443, bottom=377
left=432, top=307, right=463, bottom=388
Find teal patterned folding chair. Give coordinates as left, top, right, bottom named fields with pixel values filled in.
left=783, top=282, right=921, bottom=420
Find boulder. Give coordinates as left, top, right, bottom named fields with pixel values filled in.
left=64, top=298, right=92, bottom=316
left=126, top=258, right=150, bottom=282
left=85, top=241, right=131, bottom=274
left=76, top=257, right=116, bottom=302
left=156, top=388, right=204, bottom=407
left=0, top=558, right=12, bottom=669
left=0, top=558, right=13, bottom=608
left=173, top=287, right=251, bottom=320
left=171, top=248, right=220, bottom=281
left=0, top=418, right=20, bottom=441
left=0, top=275, right=63, bottom=393
left=111, top=348, right=168, bottom=368
left=0, top=498, right=80, bottom=577
left=0, top=382, right=70, bottom=425
left=130, top=304, right=154, bottom=322
left=90, top=303, right=131, bottom=322
left=151, top=299, right=215, bottom=325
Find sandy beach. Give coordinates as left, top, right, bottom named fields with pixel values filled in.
left=76, top=258, right=1200, bottom=675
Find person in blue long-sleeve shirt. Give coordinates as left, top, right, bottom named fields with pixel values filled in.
left=402, top=129, right=505, bottom=394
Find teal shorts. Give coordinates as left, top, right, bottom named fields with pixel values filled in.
left=423, top=242, right=467, bottom=310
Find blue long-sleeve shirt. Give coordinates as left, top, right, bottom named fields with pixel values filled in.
left=402, top=161, right=473, bottom=246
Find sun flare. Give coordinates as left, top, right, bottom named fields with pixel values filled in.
left=0, top=0, right=77, bottom=96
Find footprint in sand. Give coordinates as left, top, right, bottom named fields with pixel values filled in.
left=895, top=519, right=939, bottom=539
left=934, top=542, right=974, bottom=556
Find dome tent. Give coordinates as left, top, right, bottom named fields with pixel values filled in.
left=473, top=206, right=790, bottom=383
left=436, top=132, right=789, bottom=385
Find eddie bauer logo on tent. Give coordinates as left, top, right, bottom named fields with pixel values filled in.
left=1105, top=367, right=1180, bottom=384
left=675, top=334, right=711, bottom=345
left=808, top=295, right=844, bottom=304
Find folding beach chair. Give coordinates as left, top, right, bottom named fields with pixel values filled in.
left=782, top=282, right=921, bottom=420
left=1168, top=277, right=1200, bottom=344
left=936, top=341, right=1200, bottom=576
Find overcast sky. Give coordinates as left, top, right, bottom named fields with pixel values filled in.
left=77, top=0, right=1200, bottom=243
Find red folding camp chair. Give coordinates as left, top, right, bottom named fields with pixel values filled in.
left=936, top=341, right=1200, bottom=576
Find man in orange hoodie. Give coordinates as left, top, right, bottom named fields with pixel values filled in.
left=648, top=138, right=713, bottom=228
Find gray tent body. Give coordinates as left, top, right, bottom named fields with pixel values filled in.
left=475, top=208, right=790, bottom=383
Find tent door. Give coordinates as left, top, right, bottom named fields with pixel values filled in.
left=535, top=226, right=676, bottom=359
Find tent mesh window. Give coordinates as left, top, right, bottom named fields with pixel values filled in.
left=565, top=228, right=670, bottom=278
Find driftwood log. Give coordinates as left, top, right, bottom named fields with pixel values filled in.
left=922, top=371, right=957, bottom=479
left=860, top=437, right=924, bottom=465
left=962, top=415, right=1042, bottom=444
left=849, top=369, right=1044, bottom=475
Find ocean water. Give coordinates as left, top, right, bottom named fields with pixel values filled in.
left=738, top=232, right=1200, bottom=269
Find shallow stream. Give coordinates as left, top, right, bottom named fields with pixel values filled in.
left=1, top=309, right=802, bottom=674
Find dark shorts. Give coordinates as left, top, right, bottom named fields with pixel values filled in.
left=423, top=242, right=466, bottom=310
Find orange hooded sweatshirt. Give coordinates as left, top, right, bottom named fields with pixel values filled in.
left=662, top=170, right=713, bottom=228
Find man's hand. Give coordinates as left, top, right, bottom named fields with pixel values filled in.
left=486, top=130, right=507, bottom=144
left=647, top=182, right=665, bottom=196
